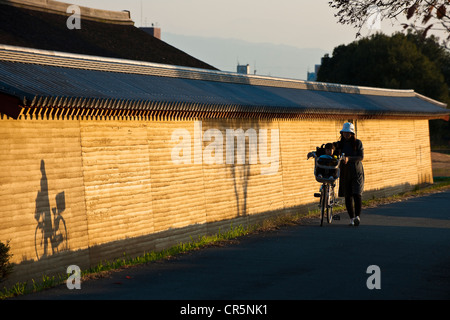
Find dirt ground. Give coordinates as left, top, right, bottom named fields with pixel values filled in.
left=431, top=152, right=450, bottom=177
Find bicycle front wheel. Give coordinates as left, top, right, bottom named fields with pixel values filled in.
left=327, top=186, right=336, bottom=224
left=327, top=203, right=333, bottom=224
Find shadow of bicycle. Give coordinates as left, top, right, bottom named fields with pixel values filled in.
left=34, top=160, right=68, bottom=260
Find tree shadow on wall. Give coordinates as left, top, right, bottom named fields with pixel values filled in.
left=230, top=163, right=251, bottom=217
left=34, top=160, right=68, bottom=260
left=228, top=120, right=262, bottom=218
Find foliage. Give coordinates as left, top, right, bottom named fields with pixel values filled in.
left=317, top=32, right=450, bottom=146
left=329, top=0, right=450, bottom=48
left=0, top=240, right=13, bottom=282
left=318, top=33, right=448, bottom=100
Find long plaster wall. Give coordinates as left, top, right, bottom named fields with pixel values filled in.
left=0, top=117, right=433, bottom=284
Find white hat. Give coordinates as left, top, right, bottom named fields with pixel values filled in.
left=340, top=122, right=355, bottom=134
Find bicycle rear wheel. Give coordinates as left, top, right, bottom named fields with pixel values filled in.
left=320, top=185, right=328, bottom=227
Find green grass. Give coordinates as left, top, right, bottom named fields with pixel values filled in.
left=2, top=177, right=450, bottom=299
left=0, top=223, right=257, bottom=299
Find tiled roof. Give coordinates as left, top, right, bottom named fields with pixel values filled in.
left=0, top=45, right=448, bottom=120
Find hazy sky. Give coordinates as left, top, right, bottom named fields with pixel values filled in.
left=63, top=1, right=417, bottom=78
left=67, top=0, right=407, bottom=52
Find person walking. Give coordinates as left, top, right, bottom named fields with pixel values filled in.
left=335, top=122, right=365, bottom=226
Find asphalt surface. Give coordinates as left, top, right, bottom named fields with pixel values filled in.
left=12, top=189, right=450, bottom=302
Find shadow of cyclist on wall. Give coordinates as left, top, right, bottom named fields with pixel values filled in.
left=34, top=160, right=67, bottom=260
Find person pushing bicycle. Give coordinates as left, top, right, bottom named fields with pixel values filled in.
left=334, top=122, right=365, bottom=226
left=308, top=122, right=365, bottom=226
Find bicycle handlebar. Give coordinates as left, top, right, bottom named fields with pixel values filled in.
left=307, top=152, right=345, bottom=160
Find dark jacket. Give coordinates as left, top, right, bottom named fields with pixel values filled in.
left=335, top=138, right=365, bottom=197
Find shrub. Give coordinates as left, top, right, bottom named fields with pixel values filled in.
left=0, top=240, right=13, bottom=282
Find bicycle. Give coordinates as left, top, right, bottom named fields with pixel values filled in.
left=308, top=152, right=344, bottom=226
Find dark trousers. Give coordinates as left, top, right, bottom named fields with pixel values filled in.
left=345, top=194, right=362, bottom=219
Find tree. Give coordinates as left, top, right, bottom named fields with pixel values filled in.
left=405, top=32, right=450, bottom=84
left=317, top=32, right=450, bottom=147
left=318, top=33, right=448, bottom=101
left=329, top=0, right=450, bottom=48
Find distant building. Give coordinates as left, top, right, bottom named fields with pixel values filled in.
left=307, top=71, right=316, bottom=81
left=140, top=25, right=161, bottom=40
left=307, top=64, right=321, bottom=81
left=237, top=64, right=250, bottom=74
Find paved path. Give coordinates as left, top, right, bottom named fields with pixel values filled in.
left=14, top=189, right=450, bottom=301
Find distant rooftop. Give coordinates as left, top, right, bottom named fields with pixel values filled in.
left=0, top=0, right=218, bottom=70
left=0, top=0, right=134, bottom=25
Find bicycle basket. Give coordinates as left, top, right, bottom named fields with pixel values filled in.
left=314, top=155, right=340, bottom=183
